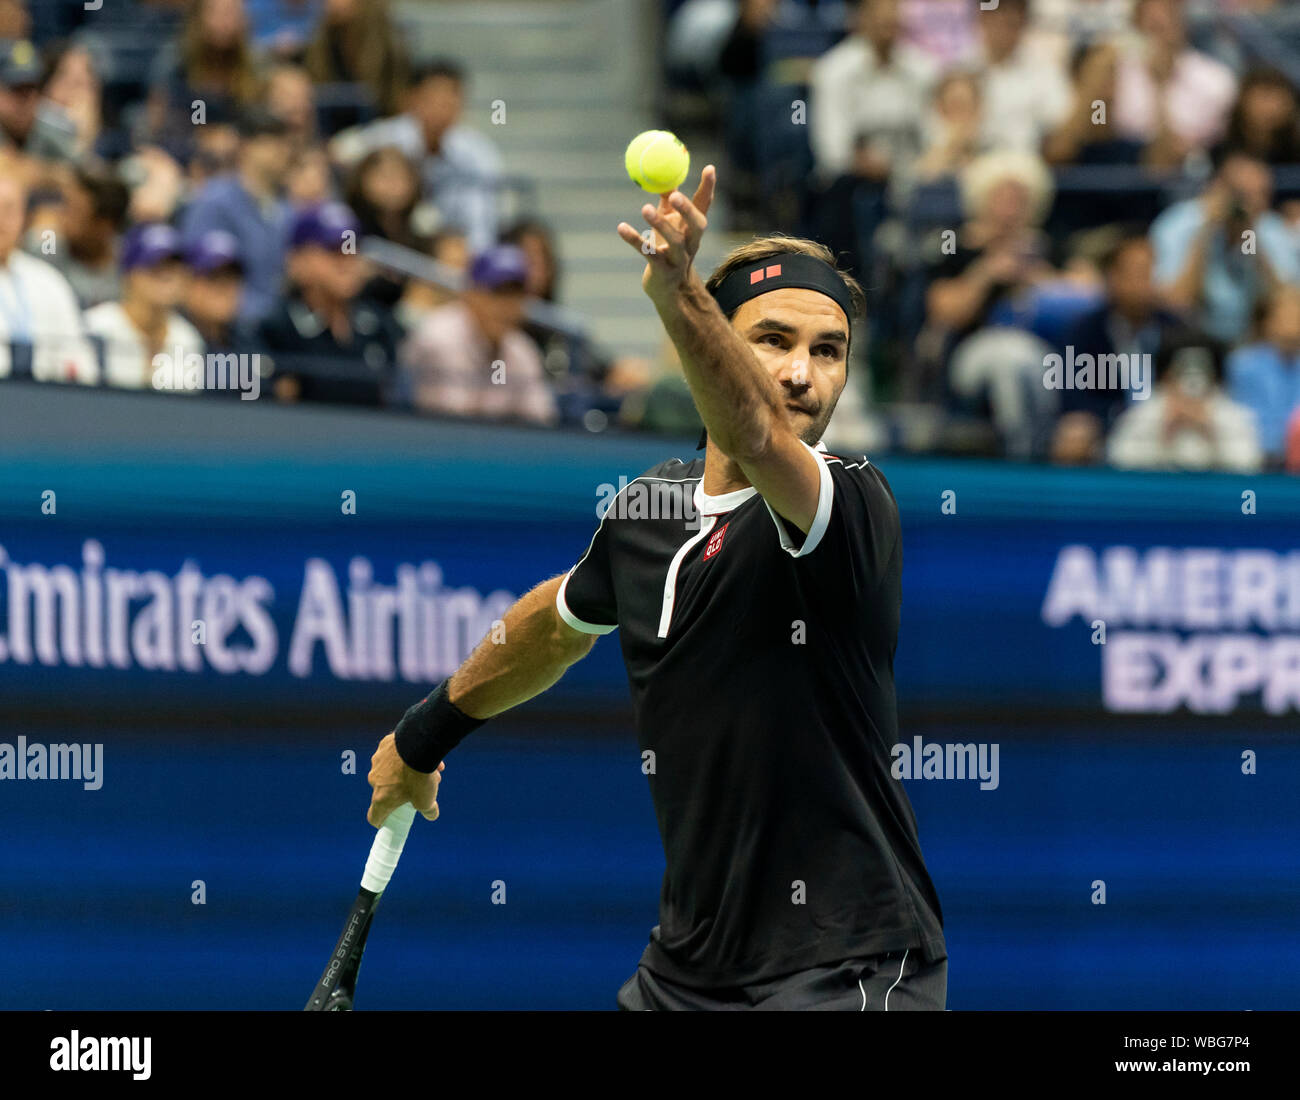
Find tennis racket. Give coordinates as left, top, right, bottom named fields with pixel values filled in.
left=304, top=802, right=416, bottom=1011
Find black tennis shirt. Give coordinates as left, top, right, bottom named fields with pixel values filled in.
left=557, top=440, right=946, bottom=988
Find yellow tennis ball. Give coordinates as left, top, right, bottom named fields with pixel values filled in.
left=625, top=130, right=689, bottom=194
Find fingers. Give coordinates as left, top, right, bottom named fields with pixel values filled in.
left=667, top=190, right=707, bottom=247
left=616, top=166, right=716, bottom=272
left=366, top=732, right=446, bottom=827
left=615, top=220, right=648, bottom=250
left=690, top=164, right=717, bottom=218
left=366, top=790, right=400, bottom=828
left=645, top=200, right=686, bottom=249
left=615, top=203, right=683, bottom=262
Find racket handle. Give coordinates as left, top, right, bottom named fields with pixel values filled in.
left=361, top=802, right=416, bottom=893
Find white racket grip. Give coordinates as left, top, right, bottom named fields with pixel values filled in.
left=361, top=802, right=416, bottom=893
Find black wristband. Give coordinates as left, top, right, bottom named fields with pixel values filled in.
left=393, top=680, right=486, bottom=773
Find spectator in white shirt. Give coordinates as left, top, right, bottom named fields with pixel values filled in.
left=1028, top=0, right=1135, bottom=69
left=809, top=0, right=936, bottom=285
left=83, top=223, right=205, bottom=393
left=810, top=0, right=937, bottom=187
left=1112, top=0, right=1237, bottom=168
left=1108, top=332, right=1263, bottom=472
left=973, top=0, right=1073, bottom=152
left=0, top=171, right=96, bottom=384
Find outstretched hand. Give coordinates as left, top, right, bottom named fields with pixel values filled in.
left=616, top=165, right=717, bottom=303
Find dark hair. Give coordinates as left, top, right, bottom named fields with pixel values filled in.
left=343, top=146, right=421, bottom=249
left=706, top=232, right=866, bottom=323
left=1209, top=142, right=1268, bottom=176
left=1223, top=68, right=1300, bottom=164
left=1098, top=225, right=1153, bottom=275
left=499, top=217, right=558, bottom=300
left=975, top=0, right=1027, bottom=12
left=302, top=0, right=408, bottom=116
left=408, top=58, right=465, bottom=92
left=72, top=166, right=130, bottom=229
left=1156, top=329, right=1225, bottom=385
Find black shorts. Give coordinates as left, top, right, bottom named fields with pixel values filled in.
left=616, top=947, right=948, bottom=1011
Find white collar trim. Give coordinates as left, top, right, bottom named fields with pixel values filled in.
left=692, top=439, right=827, bottom=515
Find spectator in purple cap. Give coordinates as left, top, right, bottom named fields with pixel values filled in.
left=178, top=105, right=294, bottom=325
left=258, top=200, right=403, bottom=405
left=182, top=228, right=261, bottom=364
left=399, top=242, right=559, bottom=425
left=84, top=222, right=205, bottom=392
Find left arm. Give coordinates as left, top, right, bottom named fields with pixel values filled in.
left=649, top=269, right=822, bottom=533
left=616, top=166, right=822, bottom=533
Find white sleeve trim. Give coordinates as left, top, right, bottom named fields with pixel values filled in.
left=764, top=440, right=834, bottom=558
left=556, top=570, right=617, bottom=635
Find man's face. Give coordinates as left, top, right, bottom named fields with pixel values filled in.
left=859, top=0, right=901, bottom=51
left=323, top=250, right=364, bottom=301
left=131, top=260, right=188, bottom=311
left=730, top=287, right=850, bottom=445
left=244, top=133, right=293, bottom=186
left=0, top=82, right=38, bottom=139
left=410, top=76, right=462, bottom=137
left=1108, top=240, right=1155, bottom=316
left=201, top=0, right=247, bottom=47
left=0, top=175, right=25, bottom=260
left=1221, top=156, right=1272, bottom=220
left=979, top=2, right=1026, bottom=59
left=267, top=69, right=314, bottom=133
left=983, top=178, right=1033, bottom=231
left=467, top=284, right=527, bottom=343
left=194, top=123, right=241, bottom=177
left=1136, top=0, right=1182, bottom=49
left=293, top=245, right=364, bottom=302
left=187, top=268, right=243, bottom=326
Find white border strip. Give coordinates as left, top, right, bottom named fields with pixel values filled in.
left=556, top=570, right=617, bottom=635
left=766, top=440, right=835, bottom=558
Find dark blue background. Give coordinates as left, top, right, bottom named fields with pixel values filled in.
left=1, top=385, right=1296, bottom=1008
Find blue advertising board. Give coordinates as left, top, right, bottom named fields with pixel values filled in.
left=1, top=382, right=1296, bottom=1009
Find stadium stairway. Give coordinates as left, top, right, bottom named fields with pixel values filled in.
left=394, top=0, right=750, bottom=365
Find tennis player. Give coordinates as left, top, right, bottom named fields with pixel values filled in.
left=367, top=164, right=947, bottom=1010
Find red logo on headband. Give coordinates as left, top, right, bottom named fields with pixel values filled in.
left=749, top=263, right=782, bottom=285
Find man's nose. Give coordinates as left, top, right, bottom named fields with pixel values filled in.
left=776, top=354, right=812, bottom=390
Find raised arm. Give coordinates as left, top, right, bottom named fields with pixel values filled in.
left=366, top=574, right=596, bottom=825
left=615, top=166, right=823, bottom=534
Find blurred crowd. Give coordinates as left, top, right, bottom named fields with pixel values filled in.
left=675, top=0, right=1300, bottom=472
left=0, top=0, right=648, bottom=429
left=8, top=0, right=1300, bottom=474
